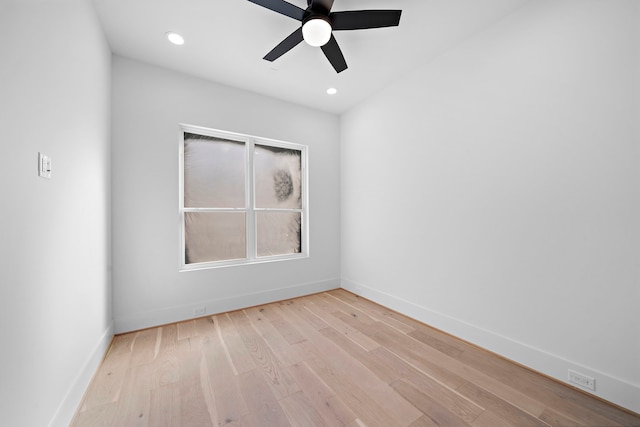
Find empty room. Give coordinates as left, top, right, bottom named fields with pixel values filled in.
left=1, top=0, right=639, bottom=426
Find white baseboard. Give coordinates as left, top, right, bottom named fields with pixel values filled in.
left=341, top=278, right=640, bottom=415
left=114, top=278, right=340, bottom=334
left=48, top=321, right=115, bottom=427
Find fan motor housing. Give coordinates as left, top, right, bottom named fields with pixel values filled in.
left=302, top=13, right=332, bottom=27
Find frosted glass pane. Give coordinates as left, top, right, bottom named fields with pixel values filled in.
left=254, top=145, right=301, bottom=209
left=184, top=133, right=245, bottom=208
left=185, top=212, right=246, bottom=263
left=256, top=211, right=301, bottom=257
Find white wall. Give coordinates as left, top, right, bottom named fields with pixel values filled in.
left=0, top=1, right=112, bottom=426
left=341, top=0, right=640, bottom=413
left=111, top=56, right=340, bottom=333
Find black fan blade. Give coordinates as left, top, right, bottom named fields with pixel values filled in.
left=321, top=34, right=347, bottom=73
left=310, top=0, right=334, bottom=14
left=264, top=27, right=304, bottom=61
left=248, top=0, right=305, bottom=21
left=330, top=10, right=402, bottom=30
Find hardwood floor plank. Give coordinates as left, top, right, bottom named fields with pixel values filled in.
left=176, top=319, right=197, bottom=341
left=279, top=391, right=329, bottom=427
left=539, top=380, right=640, bottom=427
left=276, top=303, right=420, bottom=426
left=258, top=303, right=307, bottom=345
left=391, top=379, right=470, bottom=427
left=276, top=298, right=423, bottom=425
left=407, top=415, right=441, bottom=427
left=238, top=368, right=292, bottom=427
left=306, top=356, right=409, bottom=427
left=148, top=384, right=179, bottom=427
left=109, top=330, right=137, bottom=355
left=150, top=348, right=181, bottom=389
left=174, top=349, right=214, bottom=427
left=307, top=292, right=377, bottom=326
left=110, top=364, right=154, bottom=426
left=471, top=409, right=516, bottom=427
left=320, top=292, right=379, bottom=325
left=455, top=345, right=631, bottom=426
left=228, top=310, right=301, bottom=399
left=319, top=326, right=399, bottom=384
left=371, top=347, right=485, bottom=424
left=243, top=306, right=308, bottom=366
left=192, top=316, right=217, bottom=338
left=215, top=313, right=257, bottom=374
left=278, top=298, right=331, bottom=330
left=200, top=322, right=249, bottom=426
left=271, top=316, right=308, bottom=345
left=78, top=334, right=133, bottom=411
left=331, top=291, right=416, bottom=334
left=537, top=406, right=584, bottom=427
left=147, top=325, right=196, bottom=393
left=71, top=402, right=117, bottom=427
left=130, top=328, right=159, bottom=367
left=71, top=291, right=640, bottom=427
left=286, top=361, right=358, bottom=427
left=369, top=321, right=548, bottom=417
left=542, top=401, right=629, bottom=427
left=342, top=313, right=468, bottom=389
left=303, top=300, right=380, bottom=351
left=455, top=380, right=550, bottom=427
left=407, top=328, right=467, bottom=358
left=326, top=288, right=361, bottom=303
left=313, top=335, right=423, bottom=426
left=157, top=324, right=178, bottom=352
left=455, top=344, right=607, bottom=424
left=254, top=302, right=308, bottom=345
left=198, top=355, right=218, bottom=426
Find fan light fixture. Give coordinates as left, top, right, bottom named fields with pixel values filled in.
left=302, top=17, right=332, bottom=47
left=248, top=0, right=402, bottom=73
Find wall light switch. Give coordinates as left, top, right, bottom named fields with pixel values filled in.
left=38, top=152, right=51, bottom=179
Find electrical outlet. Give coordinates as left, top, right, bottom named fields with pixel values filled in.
left=192, top=307, right=206, bottom=316
left=568, top=369, right=596, bottom=391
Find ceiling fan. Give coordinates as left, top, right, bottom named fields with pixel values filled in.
left=248, top=0, right=402, bottom=73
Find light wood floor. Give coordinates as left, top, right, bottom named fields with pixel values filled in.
left=71, top=289, right=640, bottom=426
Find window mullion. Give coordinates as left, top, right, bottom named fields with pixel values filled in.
left=179, top=130, right=186, bottom=267
left=253, top=208, right=302, bottom=212
left=246, top=139, right=256, bottom=260
left=183, top=207, right=247, bottom=212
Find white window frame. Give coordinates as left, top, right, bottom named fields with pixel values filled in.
left=179, top=124, right=309, bottom=271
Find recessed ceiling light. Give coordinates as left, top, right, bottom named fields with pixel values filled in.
left=326, top=87, right=338, bottom=95
left=166, top=32, right=184, bottom=46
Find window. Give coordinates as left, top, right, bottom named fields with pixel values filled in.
left=179, top=124, right=308, bottom=270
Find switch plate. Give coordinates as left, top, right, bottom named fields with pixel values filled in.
left=38, top=152, right=51, bottom=179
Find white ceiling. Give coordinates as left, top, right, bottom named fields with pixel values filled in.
left=92, top=0, right=529, bottom=114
